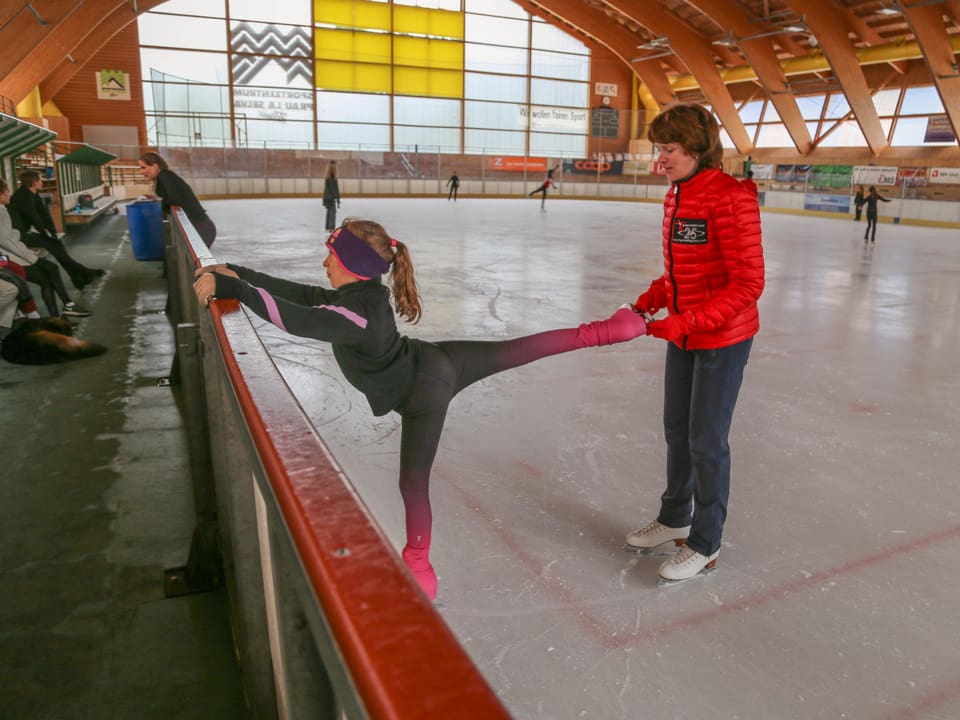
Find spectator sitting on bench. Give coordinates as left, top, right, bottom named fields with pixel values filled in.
left=1, top=179, right=92, bottom=319
left=7, top=171, right=104, bottom=290
left=0, top=260, right=43, bottom=334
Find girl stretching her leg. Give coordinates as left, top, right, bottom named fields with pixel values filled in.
left=194, top=219, right=646, bottom=599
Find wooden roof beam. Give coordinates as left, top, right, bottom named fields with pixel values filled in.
left=521, top=0, right=678, bottom=108
left=787, top=0, right=888, bottom=155
left=0, top=0, right=83, bottom=80
left=901, top=2, right=960, bottom=146
left=598, top=0, right=753, bottom=153
left=685, top=0, right=811, bottom=154
left=37, top=0, right=167, bottom=102
left=0, top=0, right=131, bottom=104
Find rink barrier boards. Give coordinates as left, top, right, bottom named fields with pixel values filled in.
left=164, top=207, right=510, bottom=720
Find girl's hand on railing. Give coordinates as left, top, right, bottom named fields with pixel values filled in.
left=195, top=264, right=237, bottom=278
left=193, top=273, right=218, bottom=307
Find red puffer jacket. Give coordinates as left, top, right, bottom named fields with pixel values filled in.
left=638, top=168, right=764, bottom=350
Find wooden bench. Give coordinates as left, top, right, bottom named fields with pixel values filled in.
left=63, top=194, right=118, bottom=225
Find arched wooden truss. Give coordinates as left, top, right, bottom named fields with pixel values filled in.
left=2, top=0, right=958, bottom=156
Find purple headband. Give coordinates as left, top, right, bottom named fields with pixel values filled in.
left=325, top=226, right=391, bottom=280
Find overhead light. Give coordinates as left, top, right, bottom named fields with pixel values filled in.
left=712, top=31, right=736, bottom=47
left=630, top=50, right=675, bottom=62
left=637, top=34, right=670, bottom=50
left=876, top=6, right=900, bottom=16
left=711, top=16, right=807, bottom=46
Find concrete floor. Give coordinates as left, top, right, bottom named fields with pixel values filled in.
left=0, top=214, right=246, bottom=719
left=4, top=196, right=959, bottom=719
left=203, top=196, right=960, bottom=720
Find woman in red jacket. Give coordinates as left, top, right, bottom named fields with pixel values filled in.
left=625, top=104, right=765, bottom=581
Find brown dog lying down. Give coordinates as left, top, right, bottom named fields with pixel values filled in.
left=1, top=317, right=107, bottom=365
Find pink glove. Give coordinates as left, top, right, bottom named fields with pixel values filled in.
left=647, top=314, right=688, bottom=342
left=576, top=306, right=647, bottom=348
left=402, top=544, right=438, bottom=600
left=634, top=287, right=667, bottom=315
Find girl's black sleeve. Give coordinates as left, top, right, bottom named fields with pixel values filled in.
left=213, top=273, right=367, bottom=344
left=226, top=264, right=337, bottom=306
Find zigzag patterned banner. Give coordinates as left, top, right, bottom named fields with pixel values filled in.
left=230, top=22, right=312, bottom=86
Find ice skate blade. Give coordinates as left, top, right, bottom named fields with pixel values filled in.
left=657, top=564, right=717, bottom=587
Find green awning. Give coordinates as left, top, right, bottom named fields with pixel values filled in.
left=0, top=113, right=56, bottom=159
left=57, top=144, right=117, bottom=166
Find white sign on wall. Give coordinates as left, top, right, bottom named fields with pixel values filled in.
left=929, top=167, right=960, bottom=184
left=594, top=82, right=618, bottom=97
left=96, top=70, right=131, bottom=101
left=518, top=106, right=588, bottom=132
left=852, top=166, right=898, bottom=186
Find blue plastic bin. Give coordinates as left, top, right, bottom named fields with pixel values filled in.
left=126, top=200, right=165, bottom=260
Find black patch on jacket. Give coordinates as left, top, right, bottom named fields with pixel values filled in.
left=672, top=218, right=708, bottom=244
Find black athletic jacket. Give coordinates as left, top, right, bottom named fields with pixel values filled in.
left=156, top=169, right=209, bottom=227
left=8, top=187, right=57, bottom=238
left=214, top=265, right=420, bottom=415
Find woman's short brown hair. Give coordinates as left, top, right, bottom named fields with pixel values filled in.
left=648, top=103, right=723, bottom=170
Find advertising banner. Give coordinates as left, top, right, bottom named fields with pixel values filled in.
left=852, top=166, right=898, bottom=186
left=897, top=167, right=928, bottom=187
left=809, top=165, right=853, bottom=189
left=929, top=167, right=960, bottom=184
left=803, top=194, right=851, bottom=213
left=519, top=106, right=588, bottom=132
left=923, top=115, right=956, bottom=143
left=750, top=164, right=774, bottom=180
left=562, top=159, right=624, bottom=176
left=488, top=156, right=548, bottom=173
left=775, top=164, right=812, bottom=182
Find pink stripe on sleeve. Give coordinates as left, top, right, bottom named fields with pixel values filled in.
left=254, top=286, right=288, bottom=331
left=315, top=304, right=368, bottom=329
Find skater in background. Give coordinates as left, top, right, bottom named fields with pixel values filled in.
left=853, top=185, right=866, bottom=221
left=446, top=171, right=460, bottom=202
left=863, top=186, right=890, bottom=243
left=323, top=161, right=341, bottom=232
left=193, top=218, right=647, bottom=600
left=139, top=151, right=217, bottom=248
left=741, top=170, right=758, bottom=196
left=528, top=163, right=560, bottom=211
left=626, top=103, right=764, bottom=582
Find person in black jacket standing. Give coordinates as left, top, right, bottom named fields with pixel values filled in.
left=192, top=218, right=648, bottom=600
left=322, top=161, right=341, bottom=232
left=446, top=171, right=459, bottom=201
left=7, top=172, right=103, bottom=290
left=863, top=186, right=890, bottom=243
left=138, top=152, right=216, bottom=248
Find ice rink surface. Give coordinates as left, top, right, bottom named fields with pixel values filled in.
left=206, top=195, right=960, bottom=720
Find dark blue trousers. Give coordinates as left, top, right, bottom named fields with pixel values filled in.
left=657, top=337, right=753, bottom=555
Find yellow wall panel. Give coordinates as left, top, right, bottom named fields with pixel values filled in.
left=430, top=68, right=462, bottom=98
left=314, top=28, right=355, bottom=62
left=315, top=0, right=390, bottom=31
left=427, top=39, right=462, bottom=70
left=354, top=63, right=392, bottom=93
left=353, top=1, right=391, bottom=31
left=354, top=32, right=391, bottom=65
left=394, top=66, right=429, bottom=96
left=393, top=37, right=429, bottom=67
left=314, top=0, right=354, bottom=27
left=394, top=67, right=461, bottom=98
left=393, top=6, right=463, bottom=39
left=315, top=59, right=357, bottom=91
